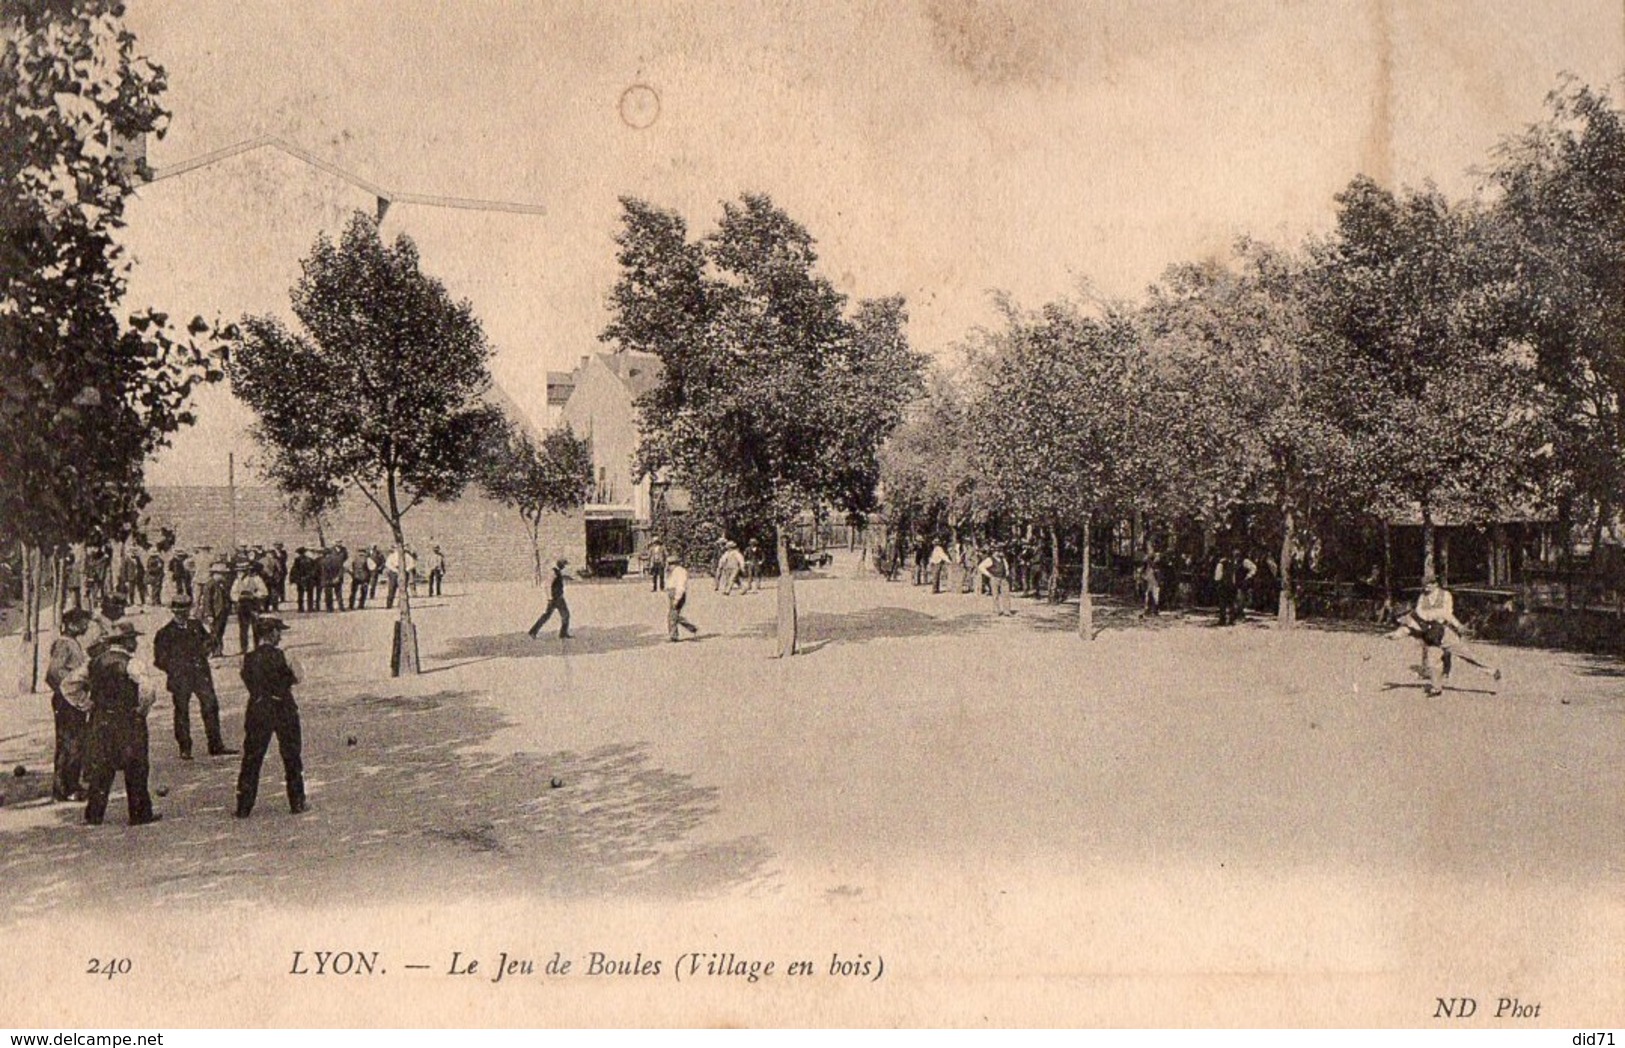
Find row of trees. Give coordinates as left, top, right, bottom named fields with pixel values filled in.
left=878, top=78, right=1622, bottom=640
left=231, top=213, right=594, bottom=675
left=2, top=1, right=231, bottom=688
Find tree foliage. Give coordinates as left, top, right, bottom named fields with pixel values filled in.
left=1310, top=177, right=1548, bottom=575
left=1488, top=79, right=1625, bottom=534
left=605, top=192, right=926, bottom=655
left=1, top=0, right=224, bottom=551
left=231, top=211, right=506, bottom=673
left=480, top=424, right=593, bottom=584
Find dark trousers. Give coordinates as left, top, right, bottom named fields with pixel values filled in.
left=84, top=714, right=153, bottom=825
left=323, top=582, right=341, bottom=611
left=1216, top=582, right=1239, bottom=625
left=529, top=595, right=570, bottom=637
left=667, top=592, right=697, bottom=639
left=237, top=598, right=261, bottom=653
left=349, top=577, right=369, bottom=609
left=649, top=565, right=665, bottom=592
left=209, top=610, right=230, bottom=655
left=147, top=576, right=163, bottom=607
left=51, top=694, right=88, bottom=801
left=428, top=569, right=443, bottom=596
left=295, top=582, right=311, bottom=612
left=171, top=680, right=225, bottom=756
left=236, top=698, right=304, bottom=816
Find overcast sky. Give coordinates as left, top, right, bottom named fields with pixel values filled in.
left=127, top=0, right=1625, bottom=485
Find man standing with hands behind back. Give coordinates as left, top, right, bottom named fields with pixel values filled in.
left=152, top=595, right=237, bottom=761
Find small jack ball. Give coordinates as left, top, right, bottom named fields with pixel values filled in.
left=346, top=736, right=357, bottom=747
left=155, top=785, right=170, bottom=797
left=12, top=765, right=25, bottom=778
left=550, top=778, right=563, bottom=789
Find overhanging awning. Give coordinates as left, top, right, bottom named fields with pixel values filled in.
left=584, top=504, right=635, bottom=521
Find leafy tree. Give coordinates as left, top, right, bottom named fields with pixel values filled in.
left=1310, top=177, right=1547, bottom=580
left=231, top=211, right=506, bottom=675
left=607, top=193, right=925, bottom=656
left=480, top=424, right=593, bottom=585
left=1488, top=78, right=1625, bottom=567
left=1, top=0, right=223, bottom=689
left=878, top=363, right=981, bottom=554
left=1141, top=243, right=1359, bottom=626
left=968, top=300, right=1149, bottom=639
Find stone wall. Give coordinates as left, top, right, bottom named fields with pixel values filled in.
left=141, top=487, right=585, bottom=582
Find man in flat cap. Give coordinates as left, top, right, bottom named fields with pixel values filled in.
left=83, top=621, right=162, bottom=826
left=152, top=595, right=236, bottom=760
left=235, top=615, right=306, bottom=817
left=528, top=557, right=573, bottom=640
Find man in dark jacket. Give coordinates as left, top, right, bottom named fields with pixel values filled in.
left=196, top=561, right=233, bottom=656
left=83, top=621, right=161, bottom=826
left=528, top=557, right=573, bottom=639
left=152, top=595, right=236, bottom=760
left=319, top=545, right=345, bottom=612
left=235, top=616, right=306, bottom=817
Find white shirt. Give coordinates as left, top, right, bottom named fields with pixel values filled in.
left=667, top=565, right=689, bottom=599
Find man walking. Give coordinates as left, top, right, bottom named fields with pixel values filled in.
left=82, top=622, right=161, bottom=826
left=667, top=555, right=699, bottom=641
left=716, top=541, right=744, bottom=595
left=152, top=595, right=236, bottom=760
left=235, top=616, right=306, bottom=817
left=528, top=557, right=573, bottom=639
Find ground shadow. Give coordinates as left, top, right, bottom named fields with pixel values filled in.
left=1569, top=654, right=1625, bottom=678
left=434, top=624, right=676, bottom=663
left=0, top=688, right=774, bottom=915
left=742, top=606, right=987, bottom=648
left=1027, top=597, right=1191, bottom=635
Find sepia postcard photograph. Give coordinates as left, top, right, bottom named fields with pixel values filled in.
left=2, top=0, right=1623, bottom=1031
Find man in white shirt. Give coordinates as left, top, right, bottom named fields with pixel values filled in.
left=666, top=557, right=699, bottom=642
left=928, top=541, right=950, bottom=594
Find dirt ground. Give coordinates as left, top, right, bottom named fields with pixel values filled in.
left=2, top=554, right=1621, bottom=1027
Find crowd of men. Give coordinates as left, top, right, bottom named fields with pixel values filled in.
left=34, top=536, right=450, bottom=827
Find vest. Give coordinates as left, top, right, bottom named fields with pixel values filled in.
left=88, top=650, right=139, bottom=716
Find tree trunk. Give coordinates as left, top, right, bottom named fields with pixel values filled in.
left=386, top=476, right=419, bottom=676
left=775, top=523, right=797, bottom=657
left=1421, top=501, right=1436, bottom=581
left=1278, top=504, right=1296, bottom=629
left=53, top=551, right=65, bottom=632
left=1077, top=515, right=1094, bottom=641
left=529, top=516, right=544, bottom=587
left=1048, top=524, right=1061, bottom=604
left=1382, top=520, right=1393, bottom=608
left=20, top=543, right=33, bottom=644
left=25, top=545, right=43, bottom=693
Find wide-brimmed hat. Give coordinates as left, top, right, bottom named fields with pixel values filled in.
left=62, top=609, right=93, bottom=631
left=169, top=594, right=194, bottom=609
left=91, top=621, right=141, bottom=650
left=253, top=615, right=289, bottom=634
